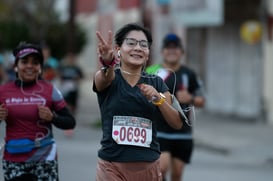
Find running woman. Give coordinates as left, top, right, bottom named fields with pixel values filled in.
left=93, top=23, right=184, bottom=181
left=0, top=42, right=76, bottom=181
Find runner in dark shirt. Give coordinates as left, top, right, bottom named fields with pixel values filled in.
left=146, top=33, right=205, bottom=181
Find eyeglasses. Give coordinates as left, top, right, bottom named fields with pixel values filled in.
left=124, top=38, right=150, bottom=49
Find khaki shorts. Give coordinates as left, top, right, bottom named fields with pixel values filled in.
left=96, top=159, right=162, bottom=181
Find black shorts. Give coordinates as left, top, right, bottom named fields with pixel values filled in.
left=158, top=138, right=194, bottom=164
left=64, top=90, right=79, bottom=107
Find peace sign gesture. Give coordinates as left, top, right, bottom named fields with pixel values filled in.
left=96, top=30, right=114, bottom=62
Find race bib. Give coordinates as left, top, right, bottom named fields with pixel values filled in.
left=112, top=116, right=152, bottom=148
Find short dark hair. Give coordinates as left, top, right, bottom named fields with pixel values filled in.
left=162, top=33, right=184, bottom=50
left=114, top=23, right=152, bottom=48
left=13, top=41, right=44, bottom=66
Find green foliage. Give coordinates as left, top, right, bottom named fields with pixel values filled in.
left=0, top=21, right=30, bottom=51
left=45, top=23, right=87, bottom=59
left=90, top=118, right=102, bottom=129
left=0, top=0, right=87, bottom=59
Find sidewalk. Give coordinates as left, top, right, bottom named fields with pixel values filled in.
left=193, top=110, right=273, bottom=167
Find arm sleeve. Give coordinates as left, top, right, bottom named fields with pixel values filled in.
left=52, top=107, right=76, bottom=130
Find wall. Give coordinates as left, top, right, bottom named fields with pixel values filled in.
left=205, top=24, right=263, bottom=118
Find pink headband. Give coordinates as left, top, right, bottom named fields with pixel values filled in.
left=16, top=48, right=39, bottom=58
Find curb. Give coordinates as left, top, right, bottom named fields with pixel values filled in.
left=194, top=137, right=230, bottom=155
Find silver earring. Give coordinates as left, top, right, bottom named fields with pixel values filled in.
left=117, top=50, right=121, bottom=57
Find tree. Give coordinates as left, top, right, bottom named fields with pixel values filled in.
left=45, top=22, right=87, bottom=59
left=0, top=0, right=87, bottom=59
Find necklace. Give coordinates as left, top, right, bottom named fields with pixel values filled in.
left=119, top=67, right=141, bottom=76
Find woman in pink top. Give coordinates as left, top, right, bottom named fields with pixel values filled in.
left=0, top=42, right=76, bottom=181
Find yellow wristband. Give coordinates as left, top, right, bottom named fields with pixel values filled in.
left=152, top=93, right=166, bottom=106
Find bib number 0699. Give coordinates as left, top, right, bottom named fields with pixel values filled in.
left=112, top=125, right=152, bottom=148
left=112, top=116, right=152, bottom=148
left=119, top=126, right=146, bottom=143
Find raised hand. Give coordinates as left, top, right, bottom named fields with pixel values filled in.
left=96, top=30, right=114, bottom=62
left=138, top=83, right=160, bottom=102
left=38, top=105, right=54, bottom=122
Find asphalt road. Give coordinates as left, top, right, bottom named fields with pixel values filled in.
left=0, top=80, right=273, bottom=181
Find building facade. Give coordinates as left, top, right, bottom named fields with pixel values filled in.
left=73, top=0, right=273, bottom=123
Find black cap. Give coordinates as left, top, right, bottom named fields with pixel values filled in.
left=162, top=33, right=183, bottom=49
left=13, top=42, right=44, bottom=66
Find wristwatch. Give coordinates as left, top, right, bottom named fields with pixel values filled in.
left=152, top=93, right=166, bottom=106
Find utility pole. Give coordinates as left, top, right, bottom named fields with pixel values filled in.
left=67, top=0, right=76, bottom=54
